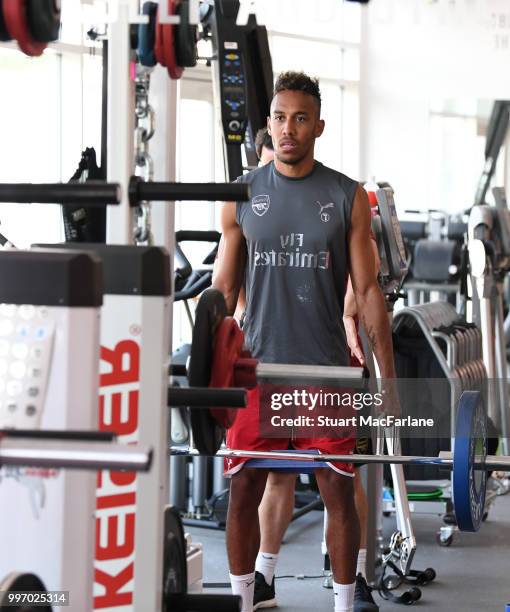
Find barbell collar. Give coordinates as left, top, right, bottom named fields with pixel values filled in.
left=129, top=176, right=251, bottom=205
left=0, top=438, right=152, bottom=471
left=0, top=182, right=121, bottom=206
left=255, top=363, right=367, bottom=388
left=168, top=386, right=247, bottom=408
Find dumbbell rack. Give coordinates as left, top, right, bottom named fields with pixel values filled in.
left=391, top=301, right=488, bottom=547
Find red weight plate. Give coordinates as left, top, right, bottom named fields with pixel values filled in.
left=154, top=6, right=166, bottom=66
left=3, top=0, right=46, bottom=56
left=162, top=0, right=183, bottom=79
left=209, top=317, right=245, bottom=429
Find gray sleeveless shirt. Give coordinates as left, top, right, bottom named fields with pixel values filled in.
left=236, top=161, right=358, bottom=366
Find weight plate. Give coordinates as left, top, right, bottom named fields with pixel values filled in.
left=26, top=0, right=60, bottom=43
left=174, top=0, right=197, bottom=68
left=0, top=0, right=12, bottom=41
left=154, top=6, right=166, bottom=66
left=188, top=288, right=227, bottom=455
left=137, top=1, right=158, bottom=67
left=3, top=0, right=46, bottom=56
left=210, top=317, right=244, bottom=429
left=453, top=390, right=487, bottom=532
left=162, top=0, right=184, bottom=79
left=0, top=573, right=51, bottom=611
left=162, top=506, right=187, bottom=608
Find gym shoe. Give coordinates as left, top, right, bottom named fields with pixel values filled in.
left=253, top=571, right=277, bottom=610
left=354, top=573, right=379, bottom=612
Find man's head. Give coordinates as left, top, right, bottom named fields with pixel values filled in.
left=255, top=127, right=274, bottom=166
left=268, top=71, right=324, bottom=167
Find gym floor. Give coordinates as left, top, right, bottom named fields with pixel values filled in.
left=191, top=491, right=510, bottom=611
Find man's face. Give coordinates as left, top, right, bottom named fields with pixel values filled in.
left=268, top=90, right=325, bottom=166
left=259, top=145, right=275, bottom=166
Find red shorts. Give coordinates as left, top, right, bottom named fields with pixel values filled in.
left=225, top=384, right=356, bottom=478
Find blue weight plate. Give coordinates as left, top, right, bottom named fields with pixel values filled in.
left=453, top=390, right=487, bottom=532
left=138, top=1, right=157, bottom=67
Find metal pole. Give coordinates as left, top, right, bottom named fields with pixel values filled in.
left=0, top=183, right=121, bottom=205
left=131, top=178, right=250, bottom=204
left=172, top=447, right=510, bottom=472
left=255, top=363, right=366, bottom=387
left=494, top=282, right=510, bottom=454
left=0, top=438, right=152, bottom=471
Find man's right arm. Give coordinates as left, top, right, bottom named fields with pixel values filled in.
left=212, top=201, right=246, bottom=315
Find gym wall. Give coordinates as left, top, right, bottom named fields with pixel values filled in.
left=360, top=0, right=510, bottom=214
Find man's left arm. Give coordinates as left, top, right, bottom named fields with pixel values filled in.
left=348, top=186, right=396, bottom=379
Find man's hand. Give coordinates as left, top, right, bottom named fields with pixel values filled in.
left=343, top=316, right=365, bottom=365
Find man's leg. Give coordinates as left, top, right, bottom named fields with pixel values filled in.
left=259, top=472, right=296, bottom=553
left=315, top=468, right=359, bottom=612
left=354, top=471, right=368, bottom=576
left=253, top=472, right=296, bottom=608
left=227, top=468, right=269, bottom=612
left=352, top=470, right=379, bottom=611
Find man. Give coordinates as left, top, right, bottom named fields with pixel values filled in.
left=255, top=126, right=275, bottom=166
left=213, top=71, right=397, bottom=612
left=229, top=127, right=379, bottom=611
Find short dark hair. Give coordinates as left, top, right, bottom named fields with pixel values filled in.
left=254, top=127, right=273, bottom=159
left=273, top=71, right=321, bottom=113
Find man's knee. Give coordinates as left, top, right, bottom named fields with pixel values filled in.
left=316, top=469, right=356, bottom=512
left=266, top=472, right=296, bottom=493
left=230, top=468, right=268, bottom=510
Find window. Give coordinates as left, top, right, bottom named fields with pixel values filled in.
left=265, top=2, right=362, bottom=175
left=0, top=0, right=103, bottom=247
left=427, top=100, right=501, bottom=213
left=173, top=93, right=218, bottom=350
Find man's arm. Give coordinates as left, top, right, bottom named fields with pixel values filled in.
left=212, top=202, right=246, bottom=315
left=348, top=186, right=396, bottom=378
left=343, top=237, right=380, bottom=364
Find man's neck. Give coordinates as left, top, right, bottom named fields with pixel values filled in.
left=274, top=156, right=316, bottom=178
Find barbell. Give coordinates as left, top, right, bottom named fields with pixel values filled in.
left=170, top=289, right=509, bottom=533
left=172, top=391, right=508, bottom=533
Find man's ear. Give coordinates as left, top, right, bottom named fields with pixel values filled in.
left=267, top=115, right=271, bottom=135
left=315, top=119, right=325, bottom=138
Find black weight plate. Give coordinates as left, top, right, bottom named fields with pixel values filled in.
left=26, top=0, right=61, bottom=43
left=162, top=505, right=187, bottom=609
left=174, top=0, right=197, bottom=68
left=138, top=1, right=158, bottom=67
left=0, top=573, right=52, bottom=611
left=188, top=288, right=227, bottom=455
left=0, top=0, right=12, bottom=41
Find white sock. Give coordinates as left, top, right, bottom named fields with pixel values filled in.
left=356, top=548, right=367, bottom=577
left=255, top=551, right=278, bottom=585
left=333, top=580, right=355, bottom=612
left=230, top=572, right=255, bottom=612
